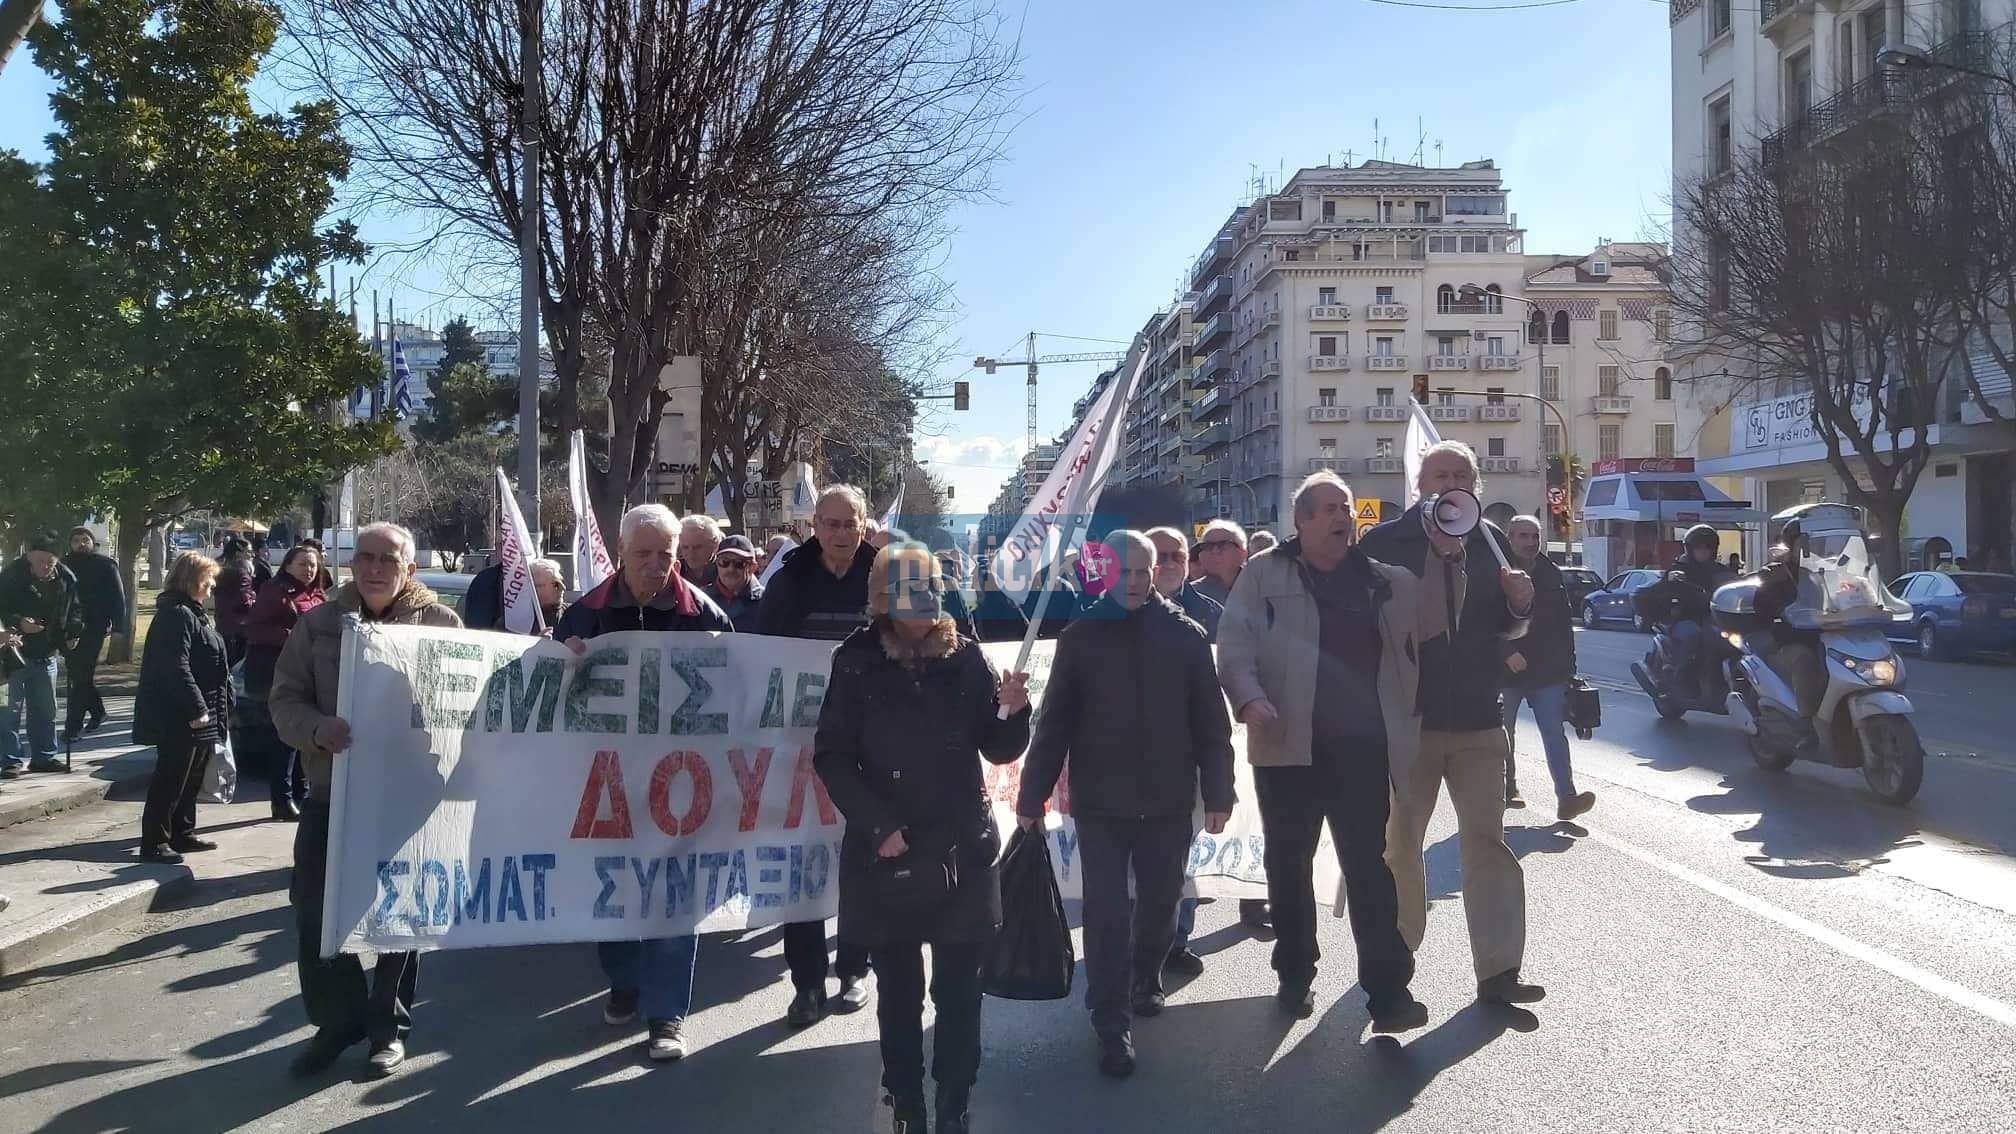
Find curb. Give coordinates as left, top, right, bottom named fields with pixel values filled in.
left=0, top=764, right=155, bottom=832
left=0, top=870, right=191, bottom=980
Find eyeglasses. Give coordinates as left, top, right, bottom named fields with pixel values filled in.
left=715, top=558, right=751, bottom=570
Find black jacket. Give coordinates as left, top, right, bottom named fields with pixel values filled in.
left=554, top=570, right=733, bottom=639
left=755, top=539, right=876, bottom=640
left=1017, top=593, right=1236, bottom=821
left=967, top=586, right=1031, bottom=643
left=1170, top=581, right=1224, bottom=642
left=463, top=563, right=504, bottom=633
left=1502, top=553, right=1577, bottom=690
left=701, top=578, right=765, bottom=631
left=133, top=591, right=232, bottom=748
left=1634, top=553, right=1729, bottom=628
left=62, top=551, right=126, bottom=632
left=1358, top=507, right=1528, bottom=732
left=814, top=621, right=1031, bottom=948
left=0, top=558, right=84, bottom=660
left=1668, top=552, right=1734, bottom=596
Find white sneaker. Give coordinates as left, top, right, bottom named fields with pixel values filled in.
left=646, top=1018, right=687, bottom=1062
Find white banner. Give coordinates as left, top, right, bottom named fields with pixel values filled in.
left=569, top=431, right=615, bottom=593
left=493, top=468, right=542, bottom=635
left=322, top=627, right=1294, bottom=956
left=1403, top=400, right=1440, bottom=509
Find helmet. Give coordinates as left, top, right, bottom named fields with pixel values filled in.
left=1778, top=517, right=1802, bottom=546
left=1683, top=524, right=1718, bottom=552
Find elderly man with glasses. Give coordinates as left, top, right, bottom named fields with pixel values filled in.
left=1190, top=519, right=1248, bottom=608
left=701, top=534, right=766, bottom=630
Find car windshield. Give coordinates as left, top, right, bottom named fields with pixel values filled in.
left=1953, top=574, right=2016, bottom=595
left=1786, top=530, right=1911, bottom=629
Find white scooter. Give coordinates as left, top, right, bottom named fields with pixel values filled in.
left=1711, top=504, right=1925, bottom=805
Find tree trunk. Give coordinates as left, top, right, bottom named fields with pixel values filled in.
left=1864, top=490, right=1907, bottom=581
left=106, top=519, right=153, bottom=664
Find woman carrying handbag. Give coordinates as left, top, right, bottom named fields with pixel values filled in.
left=133, top=552, right=233, bottom=864
left=813, top=544, right=1031, bottom=1134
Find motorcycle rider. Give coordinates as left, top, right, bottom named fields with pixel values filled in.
left=1632, top=525, right=1731, bottom=694
left=1749, top=518, right=1827, bottom=719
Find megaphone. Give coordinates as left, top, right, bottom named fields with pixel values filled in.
left=1421, top=489, right=1482, bottom=539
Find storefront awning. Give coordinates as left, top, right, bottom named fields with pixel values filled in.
left=1580, top=458, right=1765, bottom=525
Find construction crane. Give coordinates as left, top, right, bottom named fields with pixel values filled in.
left=973, top=332, right=1129, bottom=453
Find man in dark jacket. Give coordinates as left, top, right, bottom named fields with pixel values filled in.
left=1357, top=442, right=1544, bottom=1007
left=699, top=534, right=764, bottom=629
left=754, top=484, right=879, bottom=1025
left=1634, top=524, right=1731, bottom=692
left=463, top=560, right=503, bottom=632
left=62, top=527, right=126, bottom=740
left=1016, top=530, right=1235, bottom=1078
left=1500, top=516, right=1595, bottom=822
left=1147, top=526, right=1222, bottom=642
left=2, top=533, right=84, bottom=775
left=556, top=504, right=730, bottom=1064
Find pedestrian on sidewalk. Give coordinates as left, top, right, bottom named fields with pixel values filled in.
left=213, top=539, right=258, bottom=667
left=557, top=504, right=731, bottom=1064
left=1017, top=530, right=1234, bottom=1078
left=133, top=552, right=233, bottom=863
left=1500, top=516, right=1596, bottom=822
left=1, top=531, right=83, bottom=777
left=1358, top=441, right=1547, bottom=1009
left=1216, top=472, right=1429, bottom=1032
left=61, top=527, right=125, bottom=742
left=814, top=544, right=1032, bottom=1134
left=755, top=484, right=879, bottom=1026
left=243, top=546, right=326, bottom=821
left=270, top=522, right=460, bottom=1080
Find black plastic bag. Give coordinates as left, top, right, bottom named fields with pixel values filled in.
left=983, top=825, right=1074, bottom=1000
left=1566, top=676, right=1603, bottom=740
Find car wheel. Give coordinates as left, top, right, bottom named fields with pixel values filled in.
left=1582, top=604, right=1600, bottom=630
left=1918, top=620, right=1949, bottom=662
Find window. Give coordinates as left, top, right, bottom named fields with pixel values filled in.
left=1486, top=387, right=1506, bottom=404
left=1784, top=50, right=1813, bottom=123
left=1436, top=335, right=1460, bottom=357
left=1437, top=390, right=1456, bottom=406
left=1446, top=195, right=1505, bottom=215
left=1375, top=337, right=1395, bottom=356
left=1543, top=423, right=1563, bottom=455
left=1376, top=286, right=1395, bottom=303
left=1654, top=310, right=1671, bottom=341
left=1352, top=243, right=1367, bottom=262
left=1599, top=309, right=1619, bottom=340
left=1414, top=201, right=1430, bottom=222
left=1428, top=234, right=1502, bottom=254
left=1487, top=336, right=1505, bottom=356
left=1376, top=387, right=1395, bottom=406
left=1437, top=284, right=1457, bottom=313
left=1318, top=336, right=1338, bottom=357
left=1318, top=387, right=1337, bottom=406
left=1528, top=309, right=1546, bottom=345
left=1654, top=424, right=1676, bottom=458
left=1380, top=201, right=1394, bottom=223
left=1318, top=287, right=1336, bottom=304
left=1711, top=0, right=1731, bottom=38
left=1319, top=438, right=1337, bottom=457
left=1709, top=96, right=1733, bottom=177
left=1552, top=311, right=1571, bottom=344
left=1284, top=249, right=1300, bottom=262
left=1599, top=365, right=1620, bottom=396
left=1655, top=366, right=1673, bottom=400
left=1540, top=365, right=1559, bottom=400
left=1488, top=437, right=1506, bottom=458
left=1862, top=7, right=1888, bottom=74
left=1947, top=0, right=1981, bottom=35
left=1599, top=424, right=1621, bottom=461
left=1484, top=284, right=1504, bottom=314
left=1322, top=199, right=1336, bottom=221
left=1375, top=437, right=1395, bottom=458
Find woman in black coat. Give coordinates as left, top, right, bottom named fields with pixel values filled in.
left=133, top=552, right=234, bottom=863
left=813, top=545, right=1031, bottom=1134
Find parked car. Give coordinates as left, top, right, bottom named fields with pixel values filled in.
left=1560, top=566, right=1605, bottom=611
left=1884, top=571, right=2016, bottom=661
left=1579, top=568, right=1664, bottom=631
left=415, top=571, right=478, bottom=620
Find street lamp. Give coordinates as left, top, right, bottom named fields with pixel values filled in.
left=1456, top=284, right=1576, bottom=535
left=1876, top=42, right=2016, bottom=99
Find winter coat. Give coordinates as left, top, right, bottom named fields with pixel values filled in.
left=463, top=563, right=503, bottom=632
left=813, top=618, right=1031, bottom=949
left=61, top=551, right=126, bottom=632
left=1216, top=539, right=1433, bottom=777
left=1016, top=593, right=1235, bottom=821
left=967, top=586, right=1031, bottom=643
left=1170, top=581, right=1224, bottom=642
left=242, top=575, right=326, bottom=698
left=213, top=562, right=259, bottom=642
left=554, top=567, right=732, bottom=639
left=755, top=539, right=877, bottom=641
left=1501, top=552, right=1577, bottom=690
left=0, top=558, right=84, bottom=660
left=133, top=591, right=232, bottom=749
left=701, top=578, right=765, bottom=631
left=269, top=579, right=462, bottom=795
left=1357, top=507, right=1528, bottom=733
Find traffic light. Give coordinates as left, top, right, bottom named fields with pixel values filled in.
left=1411, top=374, right=1429, bottom=403
left=954, top=380, right=970, bottom=411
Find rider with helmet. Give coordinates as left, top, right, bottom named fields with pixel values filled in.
left=1632, top=525, right=1734, bottom=693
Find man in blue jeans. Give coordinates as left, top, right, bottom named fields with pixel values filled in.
left=2, top=534, right=84, bottom=778
left=1500, top=517, right=1595, bottom=823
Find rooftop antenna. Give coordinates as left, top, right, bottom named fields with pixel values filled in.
left=1435, top=139, right=1444, bottom=166
left=1410, top=117, right=1426, bottom=165
left=1372, top=117, right=1379, bottom=162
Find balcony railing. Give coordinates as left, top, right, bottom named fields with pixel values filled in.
left=1195, top=312, right=1231, bottom=344
left=1309, top=354, right=1352, bottom=372
left=1364, top=457, right=1403, bottom=474
left=1190, top=233, right=1234, bottom=286
left=1191, top=386, right=1226, bottom=418
left=1241, top=458, right=1282, bottom=480
left=1478, top=355, right=1522, bottom=371
left=1309, top=304, right=1351, bottom=321
left=1160, top=433, right=1184, bottom=455
left=1193, top=422, right=1232, bottom=450
left=1364, top=303, right=1409, bottom=320
left=1762, top=31, right=1993, bottom=165
left=1481, top=456, right=1522, bottom=474
left=1260, top=360, right=1283, bottom=379
left=1427, top=404, right=1472, bottom=422
left=1259, top=309, right=1281, bottom=330
left=1307, top=405, right=1353, bottom=423
left=1194, top=273, right=1228, bottom=313
left=1759, top=0, right=1812, bottom=33
left=1307, top=457, right=1352, bottom=473
left=1366, top=355, right=1408, bottom=371
left=1479, top=403, right=1522, bottom=422
left=1363, top=405, right=1408, bottom=422
left=1593, top=395, right=1634, bottom=414
left=1429, top=355, right=1470, bottom=371
left=1197, top=348, right=1230, bottom=378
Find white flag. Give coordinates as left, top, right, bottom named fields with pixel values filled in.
left=987, top=349, right=1146, bottom=608
left=494, top=468, right=542, bottom=634
left=1402, top=400, right=1443, bottom=509
left=337, top=471, right=356, bottom=530
left=569, top=431, right=614, bottom=593
left=879, top=476, right=905, bottom=535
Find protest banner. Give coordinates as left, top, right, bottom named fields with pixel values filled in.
left=322, top=626, right=1318, bottom=957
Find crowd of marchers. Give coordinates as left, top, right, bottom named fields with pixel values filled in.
left=2, top=439, right=1613, bottom=1134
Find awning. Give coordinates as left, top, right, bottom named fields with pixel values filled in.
left=1580, top=473, right=1766, bottom=525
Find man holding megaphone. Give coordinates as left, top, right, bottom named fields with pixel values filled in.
left=1358, top=441, right=1547, bottom=1009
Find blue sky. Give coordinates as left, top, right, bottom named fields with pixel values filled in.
left=0, top=0, right=1672, bottom=510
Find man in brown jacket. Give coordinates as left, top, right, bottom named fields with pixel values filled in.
left=269, top=522, right=461, bottom=1080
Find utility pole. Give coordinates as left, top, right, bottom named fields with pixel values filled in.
left=516, top=0, right=544, bottom=543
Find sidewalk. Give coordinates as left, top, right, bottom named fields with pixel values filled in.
left=0, top=693, right=158, bottom=831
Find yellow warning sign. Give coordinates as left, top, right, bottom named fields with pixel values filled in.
left=1354, top=498, right=1383, bottom=539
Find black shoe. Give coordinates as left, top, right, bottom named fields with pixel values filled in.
left=1557, top=791, right=1596, bottom=822
left=882, top=1088, right=929, bottom=1134
left=365, top=1039, right=405, bottom=1078
left=1131, top=986, right=1165, bottom=1017
left=834, top=975, right=870, bottom=1013
left=603, top=988, right=639, bottom=1026
left=1370, top=997, right=1430, bottom=1034
left=85, top=710, right=107, bottom=735
left=1097, top=1031, right=1136, bottom=1078
left=140, top=844, right=184, bottom=865
left=26, top=759, right=65, bottom=774
left=170, top=836, right=218, bottom=853
left=1478, top=970, right=1547, bottom=1005
left=1276, top=982, right=1314, bottom=1019
left=271, top=798, right=302, bottom=822
left=288, top=1029, right=364, bottom=1078
left=1239, top=900, right=1272, bottom=930
left=1163, top=947, right=1205, bottom=977
left=936, top=1083, right=971, bottom=1134
left=1506, top=789, right=1527, bottom=810
left=0, top=766, right=21, bottom=780
left=786, top=986, right=825, bottom=1028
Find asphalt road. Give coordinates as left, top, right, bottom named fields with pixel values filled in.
left=3, top=641, right=2014, bottom=1132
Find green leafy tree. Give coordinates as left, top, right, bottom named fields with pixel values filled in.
left=0, top=0, right=390, bottom=654
left=414, top=361, right=513, bottom=443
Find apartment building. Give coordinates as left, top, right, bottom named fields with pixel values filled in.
left=1670, top=0, right=2015, bottom=567
left=1523, top=241, right=1682, bottom=470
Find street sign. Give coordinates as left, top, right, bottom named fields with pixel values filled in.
left=1355, top=497, right=1383, bottom=540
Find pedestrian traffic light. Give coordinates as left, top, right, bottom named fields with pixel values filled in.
left=1411, top=374, right=1429, bottom=403
left=954, top=380, right=970, bottom=411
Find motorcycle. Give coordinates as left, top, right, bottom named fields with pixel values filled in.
left=1631, top=615, right=1733, bottom=722
left=1711, top=504, right=1925, bottom=805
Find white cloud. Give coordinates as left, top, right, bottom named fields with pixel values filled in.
left=912, top=431, right=1030, bottom=515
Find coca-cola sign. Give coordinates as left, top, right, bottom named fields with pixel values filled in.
left=1591, top=457, right=1695, bottom=476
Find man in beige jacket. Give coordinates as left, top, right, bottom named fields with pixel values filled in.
left=269, top=523, right=461, bottom=1081
left=1216, top=472, right=1430, bottom=1033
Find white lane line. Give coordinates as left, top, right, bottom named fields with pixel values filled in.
left=1582, top=823, right=2016, bottom=1032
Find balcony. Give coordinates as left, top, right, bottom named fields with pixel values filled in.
left=1593, top=395, right=1633, bottom=414
left=1309, top=304, right=1351, bottom=322
left=1363, top=405, right=1408, bottom=423
left=1364, top=303, right=1409, bottom=320
left=1758, top=0, right=1813, bottom=36
left=1478, top=355, right=1522, bottom=371
left=1307, top=457, right=1353, bottom=474
left=1259, top=309, right=1281, bottom=331
left=1307, top=405, right=1353, bottom=423
left=1160, top=399, right=1184, bottom=424
left=1479, top=403, right=1522, bottom=422
left=1429, top=355, right=1470, bottom=372
left=1260, top=359, right=1283, bottom=380
left=1242, top=457, right=1283, bottom=481
left=1366, top=355, right=1408, bottom=371
left=1427, top=405, right=1472, bottom=423
left=1309, top=354, right=1353, bottom=372
left=1255, top=410, right=1281, bottom=431
left=1193, top=422, right=1232, bottom=451
left=1481, top=456, right=1522, bottom=474
left=1190, top=232, right=1235, bottom=286
left=1159, top=331, right=1193, bottom=361
left=1197, top=348, right=1230, bottom=379
left=1191, top=385, right=1226, bottom=418
left=1762, top=31, right=1991, bottom=166
left=1194, top=273, right=1229, bottom=314
left=1159, top=432, right=1184, bottom=456
left=1195, top=312, right=1232, bottom=346
left=1364, top=457, right=1403, bottom=474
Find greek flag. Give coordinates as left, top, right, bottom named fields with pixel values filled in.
left=391, top=339, right=415, bottom=420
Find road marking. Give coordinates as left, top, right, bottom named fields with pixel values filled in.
left=1583, top=823, right=2016, bottom=1032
